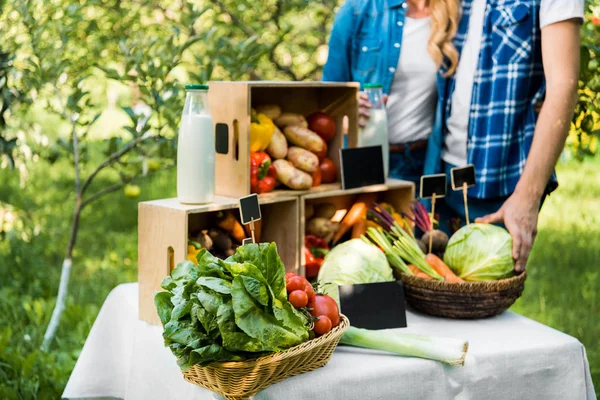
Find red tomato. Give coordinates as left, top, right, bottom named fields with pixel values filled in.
left=311, top=168, right=322, bottom=187
left=314, top=139, right=328, bottom=161
left=308, top=112, right=336, bottom=142
left=289, top=290, right=309, bottom=308
left=313, top=315, right=332, bottom=336
left=592, top=16, right=600, bottom=26
left=286, top=276, right=306, bottom=293
left=304, top=281, right=316, bottom=301
left=319, top=158, right=337, bottom=184
left=308, top=294, right=340, bottom=327
left=285, top=272, right=297, bottom=281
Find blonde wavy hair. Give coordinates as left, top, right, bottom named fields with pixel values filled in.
left=428, top=0, right=461, bottom=77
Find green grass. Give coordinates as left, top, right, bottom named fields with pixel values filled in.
left=0, top=157, right=598, bottom=398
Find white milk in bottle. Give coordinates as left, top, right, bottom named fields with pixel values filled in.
left=358, top=84, right=389, bottom=177
left=177, top=84, right=215, bottom=204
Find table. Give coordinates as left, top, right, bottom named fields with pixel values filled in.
left=63, top=283, right=596, bottom=400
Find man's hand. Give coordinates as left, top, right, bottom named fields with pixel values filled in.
left=476, top=192, right=541, bottom=272
left=358, top=91, right=388, bottom=127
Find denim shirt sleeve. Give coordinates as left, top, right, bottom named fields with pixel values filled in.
left=322, top=1, right=355, bottom=82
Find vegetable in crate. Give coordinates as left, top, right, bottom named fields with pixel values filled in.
left=319, top=158, right=337, bottom=184
left=272, top=159, right=313, bottom=190
left=283, top=126, right=325, bottom=154
left=287, top=146, right=319, bottom=173
left=274, top=112, right=308, bottom=128
left=217, top=211, right=246, bottom=244
left=443, top=223, right=515, bottom=281
left=307, top=111, right=336, bottom=142
left=306, top=217, right=339, bottom=243
left=250, top=152, right=277, bottom=194
left=154, top=243, right=311, bottom=369
left=313, top=203, right=337, bottom=219
left=267, top=126, right=288, bottom=159
left=250, top=111, right=275, bottom=152
left=304, top=234, right=329, bottom=279
left=254, top=104, right=281, bottom=120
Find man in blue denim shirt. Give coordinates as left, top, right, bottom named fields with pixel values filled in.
left=425, top=0, right=583, bottom=271
left=323, top=0, right=460, bottom=185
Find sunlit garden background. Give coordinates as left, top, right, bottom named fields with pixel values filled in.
left=0, top=0, right=599, bottom=398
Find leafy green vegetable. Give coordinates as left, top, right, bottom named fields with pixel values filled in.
left=317, top=239, right=394, bottom=301
left=154, top=243, right=309, bottom=369
left=443, top=223, right=515, bottom=281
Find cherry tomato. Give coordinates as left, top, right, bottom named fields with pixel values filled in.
left=285, top=272, right=297, bottom=281
left=289, top=290, right=309, bottom=308
left=308, top=294, right=340, bottom=327
left=286, top=276, right=306, bottom=293
left=313, top=315, right=332, bottom=336
left=319, top=158, right=337, bottom=184
left=304, top=281, right=316, bottom=301
left=307, top=112, right=336, bottom=142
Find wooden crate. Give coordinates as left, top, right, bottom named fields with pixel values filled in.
left=299, top=179, right=415, bottom=277
left=207, top=81, right=360, bottom=198
left=138, top=195, right=300, bottom=325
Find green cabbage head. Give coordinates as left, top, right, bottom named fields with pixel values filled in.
left=443, top=223, right=515, bottom=282
left=317, top=239, right=394, bottom=300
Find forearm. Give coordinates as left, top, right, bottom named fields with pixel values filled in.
left=514, top=84, right=578, bottom=200
left=514, top=20, right=580, bottom=202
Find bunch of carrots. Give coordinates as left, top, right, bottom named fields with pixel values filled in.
left=365, top=203, right=463, bottom=283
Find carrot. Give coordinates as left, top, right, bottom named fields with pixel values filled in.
left=217, top=211, right=246, bottom=244
left=408, top=264, right=433, bottom=280
left=425, top=253, right=464, bottom=283
left=333, top=193, right=378, bottom=244
left=351, top=218, right=367, bottom=239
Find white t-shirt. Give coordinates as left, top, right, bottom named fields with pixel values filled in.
left=386, top=16, right=437, bottom=144
left=442, top=0, right=585, bottom=167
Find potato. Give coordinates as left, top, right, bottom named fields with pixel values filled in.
left=287, top=146, right=319, bottom=173
left=267, top=126, right=288, bottom=159
left=255, top=104, right=281, bottom=120
left=272, top=159, right=313, bottom=190
left=421, top=230, right=449, bottom=254
left=314, top=203, right=337, bottom=219
left=274, top=113, right=308, bottom=128
left=283, top=126, right=325, bottom=153
left=306, top=218, right=338, bottom=243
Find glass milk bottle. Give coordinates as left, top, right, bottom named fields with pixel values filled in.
left=358, top=83, right=389, bottom=177
left=177, top=84, right=215, bottom=204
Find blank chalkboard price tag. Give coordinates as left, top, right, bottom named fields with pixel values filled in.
left=340, top=146, right=385, bottom=190
left=239, top=194, right=261, bottom=244
left=215, top=123, right=229, bottom=155
left=242, top=238, right=254, bottom=245
left=338, top=281, right=407, bottom=330
left=451, top=165, right=477, bottom=224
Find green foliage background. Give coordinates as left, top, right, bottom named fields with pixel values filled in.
left=0, top=0, right=598, bottom=398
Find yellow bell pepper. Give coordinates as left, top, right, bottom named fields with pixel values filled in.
left=187, top=243, right=200, bottom=265
left=250, top=111, right=275, bottom=152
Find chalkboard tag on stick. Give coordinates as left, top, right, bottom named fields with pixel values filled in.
left=239, top=194, right=261, bottom=244
left=450, top=165, right=476, bottom=224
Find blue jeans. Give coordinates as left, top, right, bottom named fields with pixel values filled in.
left=389, top=147, right=427, bottom=188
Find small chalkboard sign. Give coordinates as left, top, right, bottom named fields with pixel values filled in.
left=451, top=164, right=476, bottom=191
left=420, top=174, right=447, bottom=199
left=242, top=238, right=254, bottom=245
left=215, top=123, right=229, bottom=155
left=239, top=194, right=261, bottom=225
left=340, top=146, right=385, bottom=190
left=239, top=194, right=261, bottom=244
left=338, top=281, right=407, bottom=330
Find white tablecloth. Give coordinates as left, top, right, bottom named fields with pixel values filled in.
left=63, top=283, right=596, bottom=400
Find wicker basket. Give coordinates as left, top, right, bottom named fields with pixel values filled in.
left=399, top=272, right=527, bottom=319
left=182, top=315, right=350, bottom=400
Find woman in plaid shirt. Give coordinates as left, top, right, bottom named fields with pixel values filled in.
left=425, top=0, right=584, bottom=271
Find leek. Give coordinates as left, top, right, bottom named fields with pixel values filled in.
left=340, top=326, right=468, bottom=366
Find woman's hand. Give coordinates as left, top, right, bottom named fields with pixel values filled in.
left=358, top=91, right=388, bottom=127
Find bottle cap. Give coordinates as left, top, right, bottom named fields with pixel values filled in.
left=185, top=84, right=209, bottom=90
left=363, top=83, right=383, bottom=89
